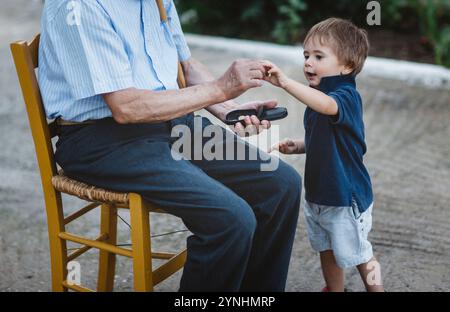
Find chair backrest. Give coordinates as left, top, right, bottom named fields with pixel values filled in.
left=10, top=35, right=59, bottom=185
left=11, top=35, right=67, bottom=250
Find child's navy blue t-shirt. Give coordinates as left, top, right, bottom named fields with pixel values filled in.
left=303, top=74, right=373, bottom=212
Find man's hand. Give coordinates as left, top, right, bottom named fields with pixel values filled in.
left=180, top=57, right=278, bottom=137
left=228, top=100, right=278, bottom=137
left=216, top=59, right=266, bottom=100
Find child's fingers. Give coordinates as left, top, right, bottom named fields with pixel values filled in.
left=263, top=67, right=272, bottom=75
left=286, top=139, right=296, bottom=146
left=268, top=142, right=280, bottom=153
left=269, top=138, right=296, bottom=154
left=262, top=63, right=273, bottom=72
left=261, top=60, right=274, bottom=67
left=263, top=65, right=275, bottom=78
left=279, top=143, right=290, bottom=153
left=281, top=145, right=292, bottom=154
left=277, top=139, right=296, bottom=154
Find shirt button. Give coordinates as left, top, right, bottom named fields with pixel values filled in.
left=360, top=219, right=364, bottom=223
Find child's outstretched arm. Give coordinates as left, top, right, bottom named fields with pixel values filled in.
left=262, top=61, right=338, bottom=116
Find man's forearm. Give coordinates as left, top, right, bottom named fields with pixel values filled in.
left=106, top=83, right=227, bottom=124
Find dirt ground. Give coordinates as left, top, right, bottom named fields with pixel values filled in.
left=1, top=1, right=449, bottom=292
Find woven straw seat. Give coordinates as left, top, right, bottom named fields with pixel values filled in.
left=52, top=172, right=129, bottom=205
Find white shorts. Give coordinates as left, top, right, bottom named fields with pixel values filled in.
left=304, top=199, right=374, bottom=268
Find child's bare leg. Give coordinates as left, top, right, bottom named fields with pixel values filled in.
left=320, top=250, right=345, bottom=292
left=357, top=257, right=384, bottom=292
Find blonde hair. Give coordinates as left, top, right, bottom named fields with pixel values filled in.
left=304, top=18, right=370, bottom=75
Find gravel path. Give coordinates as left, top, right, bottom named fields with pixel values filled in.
left=1, top=1, right=449, bottom=291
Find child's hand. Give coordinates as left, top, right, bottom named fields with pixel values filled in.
left=268, top=138, right=304, bottom=154
left=262, top=61, right=290, bottom=89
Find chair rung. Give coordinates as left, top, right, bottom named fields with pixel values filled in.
left=152, top=249, right=187, bottom=286
left=67, top=233, right=109, bottom=261
left=64, top=202, right=100, bottom=225
left=59, top=232, right=132, bottom=258
left=62, top=281, right=94, bottom=292
left=152, top=252, right=176, bottom=260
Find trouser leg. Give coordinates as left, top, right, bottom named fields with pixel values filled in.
left=183, top=115, right=302, bottom=291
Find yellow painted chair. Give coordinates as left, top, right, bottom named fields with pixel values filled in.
left=10, top=16, right=188, bottom=291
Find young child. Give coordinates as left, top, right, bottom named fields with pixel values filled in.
left=263, top=18, right=384, bottom=292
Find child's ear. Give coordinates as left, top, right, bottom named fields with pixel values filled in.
left=341, top=66, right=353, bottom=75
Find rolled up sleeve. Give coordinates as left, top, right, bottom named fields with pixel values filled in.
left=46, top=0, right=134, bottom=101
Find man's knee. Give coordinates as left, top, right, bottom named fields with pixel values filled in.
left=204, top=196, right=257, bottom=240
left=253, top=161, right=301, bottom=221
left=225, top=200, right=257, bottom=240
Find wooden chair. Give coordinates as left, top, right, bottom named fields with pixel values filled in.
left=10, top=31, right=187, bottom=291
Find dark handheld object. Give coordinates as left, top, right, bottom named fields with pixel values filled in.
left=224, top=107, right=288, bottom=125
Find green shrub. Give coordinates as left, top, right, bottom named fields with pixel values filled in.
left=420, top=0, right=450, bottom=67
left=271, top=0, right=308, bottom=43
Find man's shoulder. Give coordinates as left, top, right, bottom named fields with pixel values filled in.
left=43, top=0, right=103, bottom=24
left=42, top=0, right=66, bottom=22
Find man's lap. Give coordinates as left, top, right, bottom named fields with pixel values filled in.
left=55, top=114, right=300, bottom=221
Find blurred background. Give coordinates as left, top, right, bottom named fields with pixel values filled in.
left=175, top=0, right=450, bottom=67
left=0, top=0, right=449, bottom=292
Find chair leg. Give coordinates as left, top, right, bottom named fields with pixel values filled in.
left=129, top=193, right=153, bottom=291
left=47, top=197, right=68, bottom=292
left=49, top=239, right=68, bottom=292
left=97, top=203, right=117, bottom=292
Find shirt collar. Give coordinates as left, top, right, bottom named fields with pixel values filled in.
left=316, top=74, right=356, bottom=93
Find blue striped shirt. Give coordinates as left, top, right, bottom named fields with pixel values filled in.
left=38, top=0, right=191, bottom=122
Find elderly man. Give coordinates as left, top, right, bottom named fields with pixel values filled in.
left=39, top=0, right=301, bottom=291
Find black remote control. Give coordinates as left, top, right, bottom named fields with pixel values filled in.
left=224, top=107, right=288, bottom=125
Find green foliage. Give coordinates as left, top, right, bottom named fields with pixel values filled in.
left=271, top=0, right=308, bottom=43
left=420, top=0, right=450, bottom=67
left=174, top=0, right=450, bottom=67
